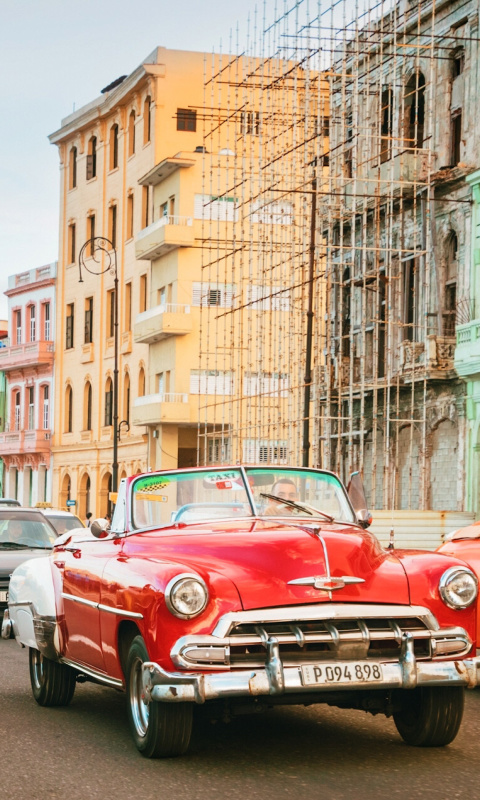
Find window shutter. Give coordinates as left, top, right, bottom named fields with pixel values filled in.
left=86, top=154, right=94, bottom=181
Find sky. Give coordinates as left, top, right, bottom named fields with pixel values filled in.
left=0, top=0, right=279, bottom=321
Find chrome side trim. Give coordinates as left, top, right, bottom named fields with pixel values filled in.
left=61, top=658, right=124, bottom=689
left=61, top=592, right=143, bottom=619
left=212, top=604, right=439, bottom=639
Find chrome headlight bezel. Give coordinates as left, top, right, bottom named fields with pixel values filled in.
left=439, top=566, right=478, bottom=610
left=165, top=573, right=209, bottom=619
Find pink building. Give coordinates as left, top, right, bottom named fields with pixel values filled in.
left=0, top=263, right=56, bottom=505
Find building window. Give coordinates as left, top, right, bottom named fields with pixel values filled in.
left=402, top=259, right=416, bottom=341
left=108, top=205, right=117, bottom=249
left=65, top=385, right=73, bottom=433
left=451, top=112, right=462, bottom=166
left=14, top=391, right=21, bottom=431
left=453, top=48, right=465, bottom=77
left=127, top=193, right=134, bottom=240
left=241, top=110, right=261, bottom=135
left=68, top=223, right=76, bottom=264
left=15, top=310, right=22, bottom=344
left=242, top=439, right=288, bottom=464
left=29, top=305, right=36, bottom=342
left=43, top=303, right=51, bottom=340
left=84, top=297, right=93, bottom=344
left=69, top=146, right=77, bottom=189
left=141, top=185, right=149, bottom=228
left=110, top=124, right=119, bottom=170
left=444, top=233, right=457, bottom=336
left=87, top=214, right=95, bottom=255
left=86, top=136, right=97, bottom=180
left=42, top=385, right=50, bottom=430
left=124, top=373, right=131, bottom=425
left=104, top=378, right=113, bottom=426
left=66, top=303, right=74, bottom=349
left=84, top=381, right=92, bottom=431
left=138, top=367, right=146, bottom=397
left=404, top=72, right=425, bottom=150
left=124, top=282, right=132, bottom=331
left=143, top=96, right=151, bottom=144
left=177, top=108, right=196, bottom=132
left=128, top=110, right=136, bottom=156
left=27, top=387, right=34, bottom=430
left=107, top=289, right=115, bottom=338
left=380, top=87, right=393, bottom=163
left=139, top=274, right=147, bottom=313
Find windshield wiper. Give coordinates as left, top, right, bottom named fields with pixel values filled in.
left=0, top=542, right=32, bottom=549
left=260, top=493, right=335, bottom=522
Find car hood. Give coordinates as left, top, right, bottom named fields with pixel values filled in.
left=0, top=548, right=52, bottom=579
left=133, top=521, right=410, bottom=609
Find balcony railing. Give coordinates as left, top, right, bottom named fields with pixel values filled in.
left=132, top=392, right=190, bottom=426
left=135, top=215, right=194, bottom=260
left=0, top=341, right=54, bottom=371
left=0, top=429, right=51, bottom=454
left=134, top=303, right=192, bottom=344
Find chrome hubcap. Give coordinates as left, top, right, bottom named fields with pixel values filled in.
left=32, top=650, right=44, bottom=690
left=130, top=656, right=149, bottom=737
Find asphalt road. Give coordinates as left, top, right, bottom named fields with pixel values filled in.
left=2, top=638, right=480, bottom=800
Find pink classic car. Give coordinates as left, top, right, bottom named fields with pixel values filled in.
left=3, top=466, right=480, bottom=757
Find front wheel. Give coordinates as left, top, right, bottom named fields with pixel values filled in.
left=126, top=635, right=193, bottom=758
left=29, top=647, right=76, bottom=706
left=393, top=686, right=464, bottom=747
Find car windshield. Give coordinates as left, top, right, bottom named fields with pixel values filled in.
left=47, top=515, right=83, bottom=534
left=132, top=467, right=355, bottom=528
left=0, top=512, right=57, bottom=549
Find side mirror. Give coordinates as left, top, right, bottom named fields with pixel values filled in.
left=347, top=472, right=372, bottom=529
left=90, top=518, right=110, bottom=539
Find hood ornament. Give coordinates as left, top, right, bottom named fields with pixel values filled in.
left=288, top=575, right=365, bottom=591
left=287, top=532, right=364, bottom=594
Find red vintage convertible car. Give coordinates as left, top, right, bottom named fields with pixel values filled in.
left=3, top=466, right=480, bottom=757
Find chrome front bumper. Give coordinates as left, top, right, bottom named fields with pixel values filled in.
left=142, top=634, right=480, bottom=704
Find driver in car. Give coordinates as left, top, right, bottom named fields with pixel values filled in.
left=263, top=478, right=299, bottom=515
left=5, top=519, right=28, bottom=543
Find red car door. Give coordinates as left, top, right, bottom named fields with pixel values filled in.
left=54, top=536, right=121, bottom=672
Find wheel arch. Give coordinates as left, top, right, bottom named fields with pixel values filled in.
left=117, top=620, right=142, bottom=678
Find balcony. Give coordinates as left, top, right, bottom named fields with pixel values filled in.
left=400, top=335, right=456, bottom=379
left=0, top=429, right=51, bottom=455
left=455, top=319, right=480, bottom=378
left=132, top=393, right=190, bottom=426
left=0, top=341, right=54, bottom=372
left=134, top=304, right=192, bottom=344
left=135, top=215, right=194, bottom=261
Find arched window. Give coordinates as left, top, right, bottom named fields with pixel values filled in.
left=109, top=124, right=119, bottom=170
left=104, top=378, right=113, bottom=426
left=42, top=385, right=50, bottom=430
left=13, top=390, right=21, bottom=431
left=60, top=473, right=71, bottom=509
left=69, top=146, right=77, bottom=189
left=65, top=385, right=73, bottom=433
left=87, top=135, right=97, bottom=179
left=404, top=72, right=425, bottom=150
left=444, top=232, right=458, bottom=336
left=123, top=372, right=131, bottom=425
left=143, top=96, right=151, bottom=144
left=138, top=366, right=146, bottom=397
left=128, top=110, right=136, bottom=156
left=84, top=381, right=92, bottom=430
left=29, top=304, right=36, bottom=342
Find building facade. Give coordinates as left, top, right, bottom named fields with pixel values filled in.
left=0, top=264, right=56, bottom=505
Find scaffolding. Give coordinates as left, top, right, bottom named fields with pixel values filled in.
left=198, top=0, right=469, bottom=511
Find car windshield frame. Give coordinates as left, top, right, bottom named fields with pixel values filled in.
left=130, top=466, right=356, bottom=530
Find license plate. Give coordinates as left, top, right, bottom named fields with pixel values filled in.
left=301, top=661, right=383, bottom=686
left=0, top=591, right=7, bottom=602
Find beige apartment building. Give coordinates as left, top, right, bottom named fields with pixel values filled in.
left=49, top=48, right=218, bottom=517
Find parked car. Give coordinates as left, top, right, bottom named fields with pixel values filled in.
left=0, top=498, right=21, bottom=507
left=42, top=509, right=85, bottom=534
left=0, top=507, right=57, bottom=620
left=437, top=522, right=480, bottom=642
left=4, top=466, right=480, bottom=758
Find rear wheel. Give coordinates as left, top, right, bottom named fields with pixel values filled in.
left=126, top=635, right=193, bottom=758
left=393, top=686, right=464, bottom=747
left=29, top=647, right=76, bottom=706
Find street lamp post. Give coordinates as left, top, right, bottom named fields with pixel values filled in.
left=78, top=237, right=119, bottom=493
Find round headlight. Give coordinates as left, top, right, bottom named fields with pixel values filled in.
left=165, top=573, right=208, bottom=619
left=439, top=567, right=478, bottom=609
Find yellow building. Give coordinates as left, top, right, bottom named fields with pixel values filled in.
left=49, top=48, right=216, bottom=517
